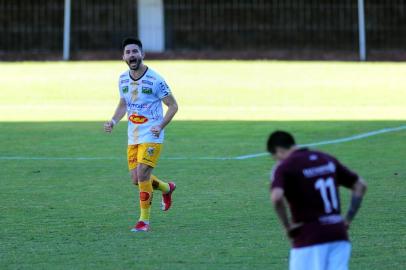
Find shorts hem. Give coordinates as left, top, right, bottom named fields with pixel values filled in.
left=138, top=160, right=156, bottom=168
left=128, top=164, right=138, bottom=171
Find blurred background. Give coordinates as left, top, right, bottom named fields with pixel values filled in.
left=1, top=2, right=406, bottom=270
left=1, top=0, right=406, bottom=61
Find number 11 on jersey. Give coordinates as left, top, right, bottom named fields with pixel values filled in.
left=315, top=177, right=339, bottom=214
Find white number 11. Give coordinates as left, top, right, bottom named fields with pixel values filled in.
left=315, top=177, right=338, bottom=213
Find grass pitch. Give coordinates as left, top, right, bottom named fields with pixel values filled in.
left=1, top=61, right=406, bottom=269
left=1, top=61, right=406, bottom=121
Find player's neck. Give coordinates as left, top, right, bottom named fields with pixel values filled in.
left=285, top=146, right=299, bottom=158
left=129, top=64, right=147, bottom=80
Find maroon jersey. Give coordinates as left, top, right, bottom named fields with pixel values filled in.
left=271, top=148, right=359, bottom=248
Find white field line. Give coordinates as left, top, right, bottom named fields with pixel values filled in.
left=0, top=156, right=229, bottom=161
left=234, top=125, right=406, bottom=160
left=0, top=125, right=405, bottom=161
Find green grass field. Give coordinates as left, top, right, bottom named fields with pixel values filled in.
left=1, top=61, right=406, bottom=121
left=1, top=61, right=406, bottom=269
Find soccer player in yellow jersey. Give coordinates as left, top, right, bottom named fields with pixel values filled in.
left=104, top=37, right=178, bottom=232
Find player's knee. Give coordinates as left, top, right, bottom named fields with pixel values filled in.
left=131, top=171, right=139, bottom=185
left=137, top=171, right=149, bottom=182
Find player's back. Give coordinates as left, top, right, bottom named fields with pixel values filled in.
left=272, top=148, right=358, bottom=248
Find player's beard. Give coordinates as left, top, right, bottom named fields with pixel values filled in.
left=128, top=58, right=141, bottom=71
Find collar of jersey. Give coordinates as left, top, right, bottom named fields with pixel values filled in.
left=129, top=67, right=149, bottom=81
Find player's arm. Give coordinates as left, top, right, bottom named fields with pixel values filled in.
left=271, top=189, right=303, bottom=238
left=104, top=98, right=126, bottom=133
left=345, top=177, right=367, bottom=226
left=271, top=188, right=291, bottom=230
left=270, top=165, right=303, bottom=239
left=334, top=157, right=368, bottom=227
left=160, top=94, right=178, bottom=129
left=151, top=95, right=178, bottom=137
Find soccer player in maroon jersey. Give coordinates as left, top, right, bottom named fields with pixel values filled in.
left=268, top=131, right=367, bottom=270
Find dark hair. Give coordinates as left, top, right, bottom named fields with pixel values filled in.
left=267, top=131, right=296, bottom=154
left=122, top=37, right=143, bottom=50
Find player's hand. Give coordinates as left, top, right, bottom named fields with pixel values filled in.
left=150, top=126, right=162, bottom=137
left=287, top=222, right=303, bottom=239
left=104, top=120, right=115, bottom=133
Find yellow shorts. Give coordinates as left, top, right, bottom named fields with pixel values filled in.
left=127, top=143, right=162, bottom=170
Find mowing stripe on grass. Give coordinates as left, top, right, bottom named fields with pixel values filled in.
left=234, top=125, right=406, bottom=160
left=0, top=156, right=231, bottom=161
left=1, top=125, right=405, bottom=161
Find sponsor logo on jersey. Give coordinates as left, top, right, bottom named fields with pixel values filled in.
left=129, top=114, right=149, bottom=124
left=159, top=82, right=170, bottom=97
left=120, top=79, right=129, bottom=84
left=142, top=87, right=153, bottom=94
left=128, top=103, right=148, bottom=110
left=302, top=162, right=336, bottom=178
left=160, top=82, right=170, bottom=90
left=122, top=86, right=128, bottom=93
left=142, top=80, right=153, bottom=85
left=147, top=147, right=155, bottom=156
left=146, top=74, right=156, bottom=80
left=130, top=81, right=139, bottom=85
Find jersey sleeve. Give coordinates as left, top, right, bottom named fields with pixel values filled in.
left=271, top=163, right=286, bottom=191
left=156, top=78, right=172, bottom=99
left=118, top=78, right=124, bottom=98
left=334, top=158, right=359, bottom=188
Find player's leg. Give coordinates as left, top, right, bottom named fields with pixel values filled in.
left=326, top=241, right=351, bottom=270
left=128, top=145, right=151, bottom=232
left=131, top=143, right=161, bottom=232
left=151, top=174, right=176, bottom=211
left=142, top=143, right=170, bottom=193
left=290, top=243, right=328, bottom=270
left=127, top=145, right=139, bottom=185
left=140, top=143, right=176, bottom=211
left=135, top=163, right=154, bottom=229
left=130, top=169, right=138, bottom=186
left=151, top=174, right=170, bottom=193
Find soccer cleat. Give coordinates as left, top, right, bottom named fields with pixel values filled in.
left=161, top=182, right=176, bottom=211
left=130, top=221, right=150, bottom=232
